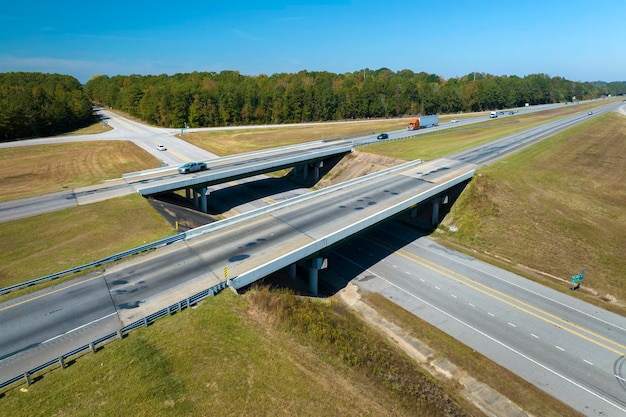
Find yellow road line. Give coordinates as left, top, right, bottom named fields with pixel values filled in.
left=369, top=237, right=626, bottom=356
left=0, top=273, right=104, bottom=312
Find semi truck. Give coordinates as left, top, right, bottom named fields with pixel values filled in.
left=407, top=115, right=439, bottom=130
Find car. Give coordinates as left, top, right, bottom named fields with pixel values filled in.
left=499, top=111, right=505, bottom=115
left=588, top=111, right=593, bottom=115
left=178, top=161, right=208, bottom=174
left=377, top=133, right=389, bottom=140
left=156, top=144, right=167, bottom=151
left=508, top=111, right=514, bottom=115
left=451, top=118, right=459, bottom=123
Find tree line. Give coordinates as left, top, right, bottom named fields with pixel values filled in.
left=84, top=69, right=626, bottom=128
left=0, top=72, right=93, bottom=141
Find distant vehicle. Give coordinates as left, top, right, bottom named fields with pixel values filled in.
left=508, top=111, right=515, bottom=115
left=156, top=144, right=166, bottom=151
left=451, top=118, right=459, bottom=123
left=407, top=115, right=439, bottom=130
left=499, top=111, right=505, bottom=115
left=588, top=111, right=593, bottom=115
left=489, top=111, right=498, bottom=118
left=178, top=162, right=207, bottom=174
left=377, top=133, right=389, bottom=140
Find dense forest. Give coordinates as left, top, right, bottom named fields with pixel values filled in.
left=85, top=69, right=626, bottom=128
left=0, top=72, right=93, bottom=141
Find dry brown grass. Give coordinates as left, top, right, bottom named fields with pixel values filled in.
left=0, top=141, right=160, bottom=202
left=179, top=119, right=409, bottom=155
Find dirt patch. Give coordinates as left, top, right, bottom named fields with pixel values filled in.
left=314, top=150, right=406, bottom=189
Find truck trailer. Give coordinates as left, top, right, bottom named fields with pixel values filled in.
left=407, top=115, right=439, bottom=130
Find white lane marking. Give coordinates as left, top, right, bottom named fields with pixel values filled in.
left=451, top=294, right=457, bottom=298
left=508, top=322, right=516, bottom=328
left=584, top=360, right=593, bottom=365
left=42, top=312, right=118, bottom=344
left=415, top=237, right=626, bottom=333
left=556, top=346, right=565, bottom=351
left=339, top=255, right=626, bottom=415
left=435, top=286, right=440, bottom=290
left=531, top=333, right=539, bottom=339
left=468, top=303, right=475, bottom=307
left=488, top=312, right=495, bottom=317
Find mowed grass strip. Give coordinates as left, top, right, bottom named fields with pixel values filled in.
left=0, top=290, right=471, bottom=417
left=438, top=111, right=626, bottom=308
left=0, top=141, right=160, bottom=202
left=0, top=194, right=173, bottom=292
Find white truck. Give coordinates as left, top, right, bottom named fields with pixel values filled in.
left=489, top=111, right=498, bottom=118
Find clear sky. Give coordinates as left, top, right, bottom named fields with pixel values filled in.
left=1, top=0, right=624, bottom=84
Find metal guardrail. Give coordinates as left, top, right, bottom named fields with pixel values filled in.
left=0, top=280, right=229, bottom=393
left=0, top=233, right=186, bottom=295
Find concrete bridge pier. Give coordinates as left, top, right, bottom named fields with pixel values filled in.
left=430, top=195, right=449, bottom=227
left=308, top=257, right=327, bottom=296
left=287, top=263, right=296, bottom=280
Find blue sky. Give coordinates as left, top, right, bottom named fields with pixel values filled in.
left=1, top=0, right=624, bottom=84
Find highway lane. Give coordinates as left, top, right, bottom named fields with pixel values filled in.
left=324, top=223, right=626, bottom=416
left=0, top=273, right=120, bottom=381
left=0, top=156, right=471, bottom=376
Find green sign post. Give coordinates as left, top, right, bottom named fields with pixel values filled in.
left=570, top=269, right=584, bottom=290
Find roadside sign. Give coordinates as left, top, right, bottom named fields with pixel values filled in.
left=570, top=269, right=585, bottom=283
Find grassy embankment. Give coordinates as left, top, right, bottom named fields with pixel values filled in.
left=2, top=287, right=580, bottom=417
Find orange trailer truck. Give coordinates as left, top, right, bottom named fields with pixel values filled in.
left=407, top=115, right=439, bottom=130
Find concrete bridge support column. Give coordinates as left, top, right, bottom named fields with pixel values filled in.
left=430, top=195, right=448, bottom=227
left=200, top=187, right=208, bottom=213
left=302, top=164, right=309, bottom=180
left=193, top=189, right=199, bottom=208
left=308, top=257, right=327, bottom=296
left=287, top=263, right=296, bottom=280
left=313, top=161, right=322, bottom=182
left=186, top=188, right=191, bottom=201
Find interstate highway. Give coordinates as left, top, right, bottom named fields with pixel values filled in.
left=331, top=223, right=626, bottom=416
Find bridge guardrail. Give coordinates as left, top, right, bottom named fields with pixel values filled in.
left=0, top=280, right=228, bottom=393
left=0, top=233, right=186, bottom=296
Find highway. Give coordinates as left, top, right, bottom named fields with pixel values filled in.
left=1, top=101, right=625, bottom=415
left=326, top=223, right=626, bottom=416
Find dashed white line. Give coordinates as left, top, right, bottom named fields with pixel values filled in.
left=556, top=346, right=565, bottom=351
left=508, top=322, right=516, bottom=328
left=488, top=312, right=495, bottom=317
left=584, top=360, right=593, bottom=365
left=43, top=312, right=118, bottom=344
left=419, top=278, right=425, bottom=282
left=468, top=303, right=475, bottom=308
left=451, top=294, right=457, bottom=298
left=435, top=286, right=440, bottom=290
left=531, top=334, right=539, bottom=339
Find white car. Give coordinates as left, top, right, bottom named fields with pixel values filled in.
left=156, top=144, right=167, bottom=151
left=451, top=119, right=459, bottom=123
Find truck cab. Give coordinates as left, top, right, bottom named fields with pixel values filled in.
left=489, top=111, right=498, bottom=118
